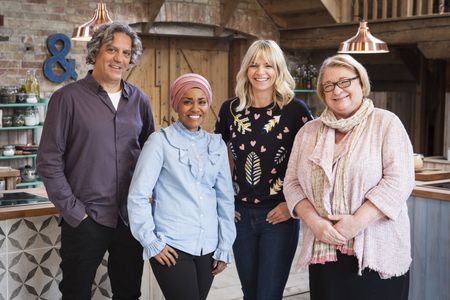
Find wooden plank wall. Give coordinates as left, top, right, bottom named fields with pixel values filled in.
left=445, top=92, right=450, bottom=158
left=408, top=196, right=450, bottom=300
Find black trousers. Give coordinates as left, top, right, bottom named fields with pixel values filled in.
left=150, top=248, right=215, bottom=300
left=59, top=217, right=144, bottom=300
left=309, top=251, right=409, bottom=300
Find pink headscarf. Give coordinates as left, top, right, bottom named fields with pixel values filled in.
left=170, top=73, right=213, bottom=112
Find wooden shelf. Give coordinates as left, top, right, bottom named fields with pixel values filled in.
left=0, top=154, right=37, bottom=159
left=0, top=102, right=47, bottom=108
left=294, top=89, right=316, bottom=93
left=16, top=179, right=43, bottom=188
left=0, top=125, right=43, bottom=130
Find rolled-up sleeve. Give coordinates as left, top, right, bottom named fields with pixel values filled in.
left=283, top=129, right=308, bottom=218
left=365, top=115, right=415, bottom=220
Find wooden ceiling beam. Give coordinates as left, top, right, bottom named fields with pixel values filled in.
left=284, top=11, right=335, bottom=28
left=321, top=0, right=341, bottom=23
left=255, top=0, right=287, bottom=29
left=257, top=0, right=323, bottom=14
left=280, top=16, right=450, bottom=51
left=418, top=41, right=450, bottom=59
left=143, top=0, right=165, bottom=33
left=214, top=0, right=240, bottom=36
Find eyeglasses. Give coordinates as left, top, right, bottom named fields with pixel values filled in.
left=322, top=76, right=359, bottom=93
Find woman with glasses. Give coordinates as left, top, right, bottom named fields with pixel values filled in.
left=284, top=54, right=414, bottom=300
left=215, top=40, right=313, bottom=299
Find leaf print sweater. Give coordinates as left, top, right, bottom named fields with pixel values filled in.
left=215, top=97, right=313, bottom=208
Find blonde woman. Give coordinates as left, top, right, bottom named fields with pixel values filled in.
left=215, top=40, right=313, bottom=299
left=284, top=54, right=414, bottom=300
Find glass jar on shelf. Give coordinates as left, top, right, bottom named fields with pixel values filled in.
left=0, top=85, right=18, bottom=104
left=13, top=111, right=25, bottom=127
left=3, top=145, right=15, bottom=156
left=2, top=115, right=13, bottom=127
left=24, top=107, right=38, bottom=126
left=16, top=79, right=27, bottom=103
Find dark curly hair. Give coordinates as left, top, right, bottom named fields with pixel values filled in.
left=86, top=22, right=143, bottom=65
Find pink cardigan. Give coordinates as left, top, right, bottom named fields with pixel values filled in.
left=284, top=108, right=415, bottom=278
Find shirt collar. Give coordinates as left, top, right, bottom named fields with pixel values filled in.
left=83, top=70, right=131, bottom=100
left=173, top=120, right=203, bottom=139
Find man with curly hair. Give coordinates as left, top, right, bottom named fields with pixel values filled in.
left=37, top=22, right=154, bottom=299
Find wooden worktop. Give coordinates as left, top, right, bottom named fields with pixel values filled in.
left=1, top=180, right=449, bottom=221
left=412, top=179, right=450, bottom=202
left=0, top=187, right=57, bottom=220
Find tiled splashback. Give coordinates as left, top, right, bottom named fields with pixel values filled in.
left=0, top=215, right=112, bottom=300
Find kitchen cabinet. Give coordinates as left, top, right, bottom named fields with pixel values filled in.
left=0, top=102, right=46, bottom=188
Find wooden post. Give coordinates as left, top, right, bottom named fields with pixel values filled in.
left=228, top=39, right=249, bottom=97
left=363, top=0, right=368, bottom=20
left=393, top=0, right=399, bottom=17
left=372, top=0, right=379, bottom=19
left=428, top=0, right=434, bottom=14
left=341, top=0, right=352, bottom=23
left=353, top=0, right=360, bottom=21
left=400, top=0, right=414, bottom=16
left=382, top=0, right=388, bottom=18
left=416, top=0, right=423, bottom=15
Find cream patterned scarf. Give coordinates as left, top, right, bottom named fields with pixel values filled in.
left=311, top=98, right=374, bottom=263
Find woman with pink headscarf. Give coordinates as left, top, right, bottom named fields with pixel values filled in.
left=127, top=73, right=236, bottom=300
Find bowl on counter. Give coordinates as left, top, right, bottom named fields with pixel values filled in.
left=413, top=153, right=424, bottom=171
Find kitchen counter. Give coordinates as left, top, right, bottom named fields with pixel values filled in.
left=413, top=178, right=450, bottom=201
left=0, top=184, right=447, bottom=300
left=0, top=179, right=448, bottom=221
left=423, top=156, right=450, bottom=171
left=0, top=187, right=156, bottom=300
left=0, top=186, right=56, bottom=220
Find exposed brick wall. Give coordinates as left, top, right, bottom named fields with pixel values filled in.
left=0, top=0, right=277, bottom=95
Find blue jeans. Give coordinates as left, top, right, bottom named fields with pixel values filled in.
left=233, top=202, right=299, bottom=300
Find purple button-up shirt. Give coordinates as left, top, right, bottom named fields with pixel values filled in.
left=37, top=72, right=155, bottom=228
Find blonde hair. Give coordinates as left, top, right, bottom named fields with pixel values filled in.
left=316, top=54, right=371, bottom=102
left=235, top=40, right=295, bottom=111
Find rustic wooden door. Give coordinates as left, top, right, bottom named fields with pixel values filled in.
left=125, top=36, right=230, bottom=132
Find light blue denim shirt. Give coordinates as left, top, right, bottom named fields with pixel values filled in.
left=128, top=121, right=236, bottom=263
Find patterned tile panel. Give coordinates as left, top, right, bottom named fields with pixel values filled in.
left=7, top=248, right=61, bottom=300
left=0, top=220, right=7, bottom=255
left=2, top=215, right=113, bottom=300
left=0, top=254, right=6, bottom=300
left=6, top=216, right=60, bottom=252
left=92, top=258, right=112, bottom=299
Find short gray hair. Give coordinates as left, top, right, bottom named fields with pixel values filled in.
left=316, top=54, right=371, bottom=103
left=86, top=22, right=143, bottom=65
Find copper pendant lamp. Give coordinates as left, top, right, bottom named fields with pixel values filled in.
left=72, top=2, right=113, bottom=41
left=338, top=21, right=389, bottom=54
